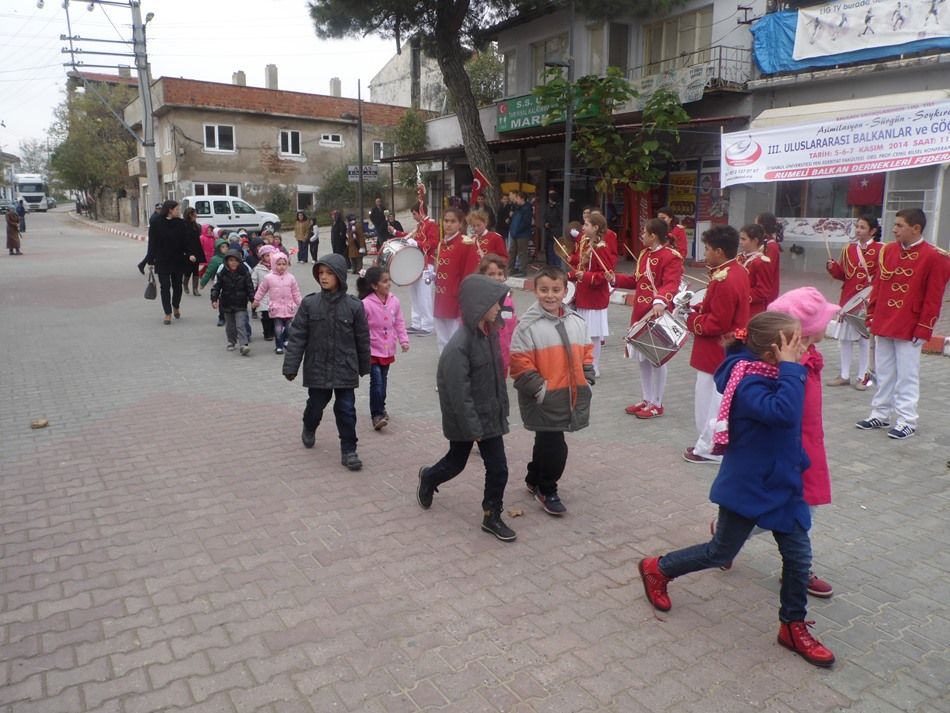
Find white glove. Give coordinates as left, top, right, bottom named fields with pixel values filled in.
left=911, top=337, right=924, bottom=347
left=358, top=247, right=366, bottom=255
left=406, top=238, right=418, bottom=248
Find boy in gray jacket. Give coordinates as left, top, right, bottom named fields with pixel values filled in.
left=283, top=254, right=370, bottom=471
left=416, top=274, right=516, bottom=542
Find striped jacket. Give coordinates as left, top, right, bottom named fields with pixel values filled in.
left=509, top=302, right=595, bottom=432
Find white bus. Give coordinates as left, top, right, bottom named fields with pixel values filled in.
left=14, top=174, right=49, bottom=212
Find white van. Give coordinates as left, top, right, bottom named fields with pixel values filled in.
left=180, top=195, right=281, bottom=233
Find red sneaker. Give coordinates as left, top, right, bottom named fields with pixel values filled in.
left=625, top=401, right=648, bottom=415
left=807, top=572, right=833, bottom=598
left=777, top=621, right=835, bottom=668
left=636, top=404, right=664, bottom=419
left=638, top=557, right=671, bottom=612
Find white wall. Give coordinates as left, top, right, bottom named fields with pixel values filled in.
left=425, top=106, right=498, bottom=150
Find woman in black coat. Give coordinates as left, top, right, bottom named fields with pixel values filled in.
left=144, top=200, right=200, bottom=324
left=181, top=207, right=204, bottom=296
left=329, top=209, right=350, bottom=270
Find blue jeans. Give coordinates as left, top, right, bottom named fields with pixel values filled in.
left=303, top=387, right=357, bottom=454
left=272, top=317, right=291, bottom=350
left=369, top=363, right=389, bottom=417
left=425, top=436, right=509, bottom=511
left=658, top=506, right=812, bottom=622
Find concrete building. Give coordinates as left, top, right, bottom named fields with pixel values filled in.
left=369, top=37, right=446, bottom=113
left=123, top=75, right=410, bottom=224
left=0, top=152, right=21, bottom=203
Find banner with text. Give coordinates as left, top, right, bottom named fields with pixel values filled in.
left=720, top=100, right=950, bottom=187
left=794, top=0, right=950, bottom=61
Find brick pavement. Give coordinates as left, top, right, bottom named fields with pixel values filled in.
left=0, top=212, right=948, bottom=713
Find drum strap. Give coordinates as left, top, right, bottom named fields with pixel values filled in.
left=855, top=242, right=869, bottom=273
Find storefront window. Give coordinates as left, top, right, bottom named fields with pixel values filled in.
left=775, top=176, right=884, bottom=218
left=532, top=33, right=568, bottom=86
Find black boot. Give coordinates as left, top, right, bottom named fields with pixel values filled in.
left=416, top=467, right=438, bottom=509
left=481, top=510, right=516, bottom=542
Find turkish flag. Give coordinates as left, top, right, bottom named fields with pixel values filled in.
left=470, top=168, right=490, bottom=206
left=847, top=173, right=885, bottom=206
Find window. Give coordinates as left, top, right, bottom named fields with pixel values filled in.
left=775, top=178, right=852, bottom=219
left=532, top=33, right=568, bottom=86
left=194, top=200, right=212, bottom=215
left=320, top=133, right=343, bottom=147
left=608, top=23, right=629, bottom=74
left=279, top=129, right=301, bottom=156
left=163, top=124, right=173, bottom=155
left=164, top=182, right=176, bottom=201
left=297, top=192, right=315, bottom=212
left=204, top=124, right=235, bottom=152
left=212, top=200, right=232, bottom=216
left=194, top=183, right=241, bottom=197
left=588, top=24, right=604, bottom=76
left=373, top=141, right=394, bottom=162
left=503, top=50, right=517, bottom=96
left=233, top=200, right=256, bottom=215
left=644, top=6, right=713, bottom=75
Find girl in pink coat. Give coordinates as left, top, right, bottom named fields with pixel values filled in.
left=252, top=252, right=301, bottom=355
left=357, top=266, right=409, bottom=431
left=478, top=253, right=517, bottom=376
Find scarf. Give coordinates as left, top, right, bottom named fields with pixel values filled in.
left=712, top=359, right=779, bottom=455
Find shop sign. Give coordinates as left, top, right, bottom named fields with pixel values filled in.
left=495, top=94, right=598, bottom=133
left=721, top=99, right=950, bottom=186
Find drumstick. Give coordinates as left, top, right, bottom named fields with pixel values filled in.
left=682, top=273, right=709, bottom=286
left=552, top=236, right=573, bottom=260
left=624, top=244, right=637, bottom=260
left=823, top=237, right=833, bottom=261
left=588, top=244, right=610, bottom=273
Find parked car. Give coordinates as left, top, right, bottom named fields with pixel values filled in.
left=179, top=195, right=280, bottom=233
left=47, top=196, right=57, bottom=209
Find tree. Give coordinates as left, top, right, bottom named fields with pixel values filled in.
left=387, top=109, right=428, bottom=189
left=534, top=67, right=690, bottom=194
left=466, top=45, right=505, bottom=107
left=307, top=1, right=682, bottom=211
left=317, top=162, right=381, bottom=216
left=17, top=139, right=49, bottom=175
left=48, top=83, right=136, bottom=219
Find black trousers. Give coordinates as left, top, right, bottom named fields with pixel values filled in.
left=157, top=271, right=183, bottom=315
left=303, top=388, right=357, bottom=454
left=525, top=431, right=568, bottom=496
left=426, top=436, right=508, bottom=511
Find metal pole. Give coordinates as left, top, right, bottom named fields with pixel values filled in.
left=561, top=0, right=575, bottom=247
left=356, top=79, right=364, bottom=231
left=389, top=161, right=395, bottom=216
left=130, top=1, right=159, bottom=220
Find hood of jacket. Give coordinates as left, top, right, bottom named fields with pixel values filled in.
left=516, top=299, right=566, bottom=331
left=213, top=237, right=229, bottom=252
left=458, top=274, right=510, bottom=331
left=224, top=248, right=244, bottom=265
left=314, top=253, right=349, bottom=292
left=249, top=236, right=264, bottom=253
left=201, top=224, right=214, bottom=238
left=714, top=346, right=764, bottom=393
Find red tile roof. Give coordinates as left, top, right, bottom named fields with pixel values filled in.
left=156, top=77, right=412, bottom=127
left=71, top=71, right=139, bottom=86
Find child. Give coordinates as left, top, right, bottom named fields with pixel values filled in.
left=756, top=212, right=783, bottom=302
left=283, top=254, right=370, bottom=471
left=684, top=225, right=750, bottom=464
left=201, top=236, right=232, bottom=326
left=768, top=287, right=839, bottom=598
left=392, top=202, right=439, bottom=336
left=416, top=274, right=516, bottom=542
left=609, top=218, right=683, bottom=419
left=272, top=233, right=290, bottom=257
left=826, top=215, right=880, bottom=389
left=357, top=266, right=409, bottom=430
left=657, top=206, right=689, bottom=259
left=638, top=311, right=836, bottom=669
left=738, top=223, right=774, bottom=316
left=567, top=211, right=616, bottom=377
left=210, top=250, right=255, bottom=355
left=251, top=245, right=276, bottom=342
left=433, top=207, right=480, bottom=352
left=253, top=252, right=302, bottom=355
left=510, top=265, right=595, bottom=516
left=478, top=254, right=517, bottom=376
left=469, top=209, right=508, bottom=259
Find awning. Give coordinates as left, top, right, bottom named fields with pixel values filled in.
left=751, top=90, right=950, bottom=128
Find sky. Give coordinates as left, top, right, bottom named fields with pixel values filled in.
left=0, top=0, right=399, bottom=157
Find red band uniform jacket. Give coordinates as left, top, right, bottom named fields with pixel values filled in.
left=613, top=244, right=684, bottom=323
left=763, top=237, right=781, bottom=303
left=433, top=232, right=480, bottom=320
left=567, top=239, right=617, bottom=310
left=686, top=258, right=751, bottom=374
left=474, top=230, right=508, bottom=260
left=827, top=241, right=879, bottom=307
left=739, top=250, right=773, bottom=316
left=395, top=217, right=440, bottom=267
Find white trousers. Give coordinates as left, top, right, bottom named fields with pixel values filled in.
left=410, top=275, right=434, bottom=332
left=435, top=317, right=460, bottom=353
left=869, top=336, right=922, bottom=428
left=638, top=358, right=668, bottom=406
left=839, top=337, right=870, bottom=381
left=693, top=371, right=723, bottom=461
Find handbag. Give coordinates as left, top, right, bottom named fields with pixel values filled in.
left=144, top=267, right=157, bottom=300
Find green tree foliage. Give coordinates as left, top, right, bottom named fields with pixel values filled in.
left=388, top=109, right=428, bottom=188
left=317, top=162, right=381, bottom=215
left=466, top=45, right=505, bottom=107
left=48, top=83, right=136, bottom=217
left=17, top=139, right=49, bottom=175
left=264, top=185, right=292, bottom=216
left=534, top=67, right=690, bottom=193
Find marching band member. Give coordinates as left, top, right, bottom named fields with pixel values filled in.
left=738, top=224, right=773, bottom=316
left=392, top=202, right=439, bottom=336
left=756, top=212, right=783, bottom=302
left=468, top=209, right=508, bottom=259
left=608, top=218, right=683, bottom=419
left=433, top=207, right=480, bottom=353
left=683, top=225, right=750, bottom=464
left=568, top=211, right=616, bottom=377
left=856, top=209, right=950, bottom=440
left=826, top=215, right=880, bottom=390
left=657, top=206, right=690, bottom=260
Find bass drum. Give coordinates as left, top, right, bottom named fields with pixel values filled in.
left=562, top=280, right=577, bottom=306
left=376, top=238, right=425, bottom=286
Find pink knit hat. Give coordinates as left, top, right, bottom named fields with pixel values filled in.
left=768, top=287, right=839, bottom=337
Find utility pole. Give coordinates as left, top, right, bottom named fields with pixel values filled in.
left=561, top=0, right=575, bottom=251
left=356, top=79, right=364, bottom=230
left=130, top=2, right=159, bottom=215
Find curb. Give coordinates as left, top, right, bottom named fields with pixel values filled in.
left=69, top=212, right=147, bottom=242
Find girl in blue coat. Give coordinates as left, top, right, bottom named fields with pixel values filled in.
left=638, top=311, right=836, bottom=668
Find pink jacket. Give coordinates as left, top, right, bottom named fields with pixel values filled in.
left=801, top=345, right=831, bottom=506
left=362, top=292, right=409, bottom=359
left=200, top=224, right=215, bottom=263
left=254, top=271, right=301, bottom=319
left=498, top=292, right=517, bottom=376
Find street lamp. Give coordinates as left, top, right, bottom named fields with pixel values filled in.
left=544, top=1, right=575, bottom=259
left=339, top=79, right=364, bottom=230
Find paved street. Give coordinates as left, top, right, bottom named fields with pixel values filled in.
left=1, top=211, right=948, bottom=713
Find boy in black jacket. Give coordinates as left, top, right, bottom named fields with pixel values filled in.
left=282, top=254, right=371, bottom=471
left=211, top=250, right=255, bottom=355
left=416, top=274, right=516, bottom=542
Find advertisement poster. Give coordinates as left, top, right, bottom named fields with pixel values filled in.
left=721, top=100, right=950, bottom=186
left=697, top=172, right=729, bottom=225
left=794, top=0, right=950, bottom=61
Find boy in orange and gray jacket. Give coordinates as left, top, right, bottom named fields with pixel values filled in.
left=509, top=264, right=595, bottom=517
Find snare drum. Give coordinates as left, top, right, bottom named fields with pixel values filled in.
left=563, top=281, right=576, bottom=306
left=689, top=288, right=706, bottom=309
left=624, top=312, right=689, bottom=367
left=839, top=285, right=872, bottom=339
left=376, top=238, right=425, bottom=286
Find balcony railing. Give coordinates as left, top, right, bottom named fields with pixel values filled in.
left=627, top=45, right=754, bottom=91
